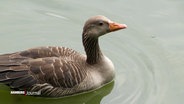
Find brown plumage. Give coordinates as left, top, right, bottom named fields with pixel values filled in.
left=0, top=15, right=127, bottom=97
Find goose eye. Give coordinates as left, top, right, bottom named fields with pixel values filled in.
left=98, top=22, right=104, bottom=26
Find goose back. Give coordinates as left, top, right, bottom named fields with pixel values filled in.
left=0, top=46, right=90, bottom=96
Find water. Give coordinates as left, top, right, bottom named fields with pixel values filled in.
left=0, top=0, right=184, bottom=104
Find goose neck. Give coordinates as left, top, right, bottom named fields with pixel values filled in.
left=82, top=33, right=103, bottom=65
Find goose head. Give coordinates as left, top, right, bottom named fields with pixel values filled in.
left=82, top=15, right=127, bottom=37
left=82, top=15, right=127, bottom=64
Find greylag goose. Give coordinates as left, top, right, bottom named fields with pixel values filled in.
left=0, top=15, right=127, bottom=97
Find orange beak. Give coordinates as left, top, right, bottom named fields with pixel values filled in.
left=109, top=22, right=127, bottom=32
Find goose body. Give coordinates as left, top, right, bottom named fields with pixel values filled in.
left=0, top=16, right=127, bottom=97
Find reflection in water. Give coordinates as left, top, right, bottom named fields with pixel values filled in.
left=0, top=81, right=114, bottom=104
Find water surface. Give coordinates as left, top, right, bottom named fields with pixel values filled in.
left=0, top=0, right=184, bottom=104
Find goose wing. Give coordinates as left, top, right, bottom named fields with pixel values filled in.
left=0, top=46, right=87, bottom=90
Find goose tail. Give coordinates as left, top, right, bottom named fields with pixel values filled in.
left=0, top=53, right=36, bottom=89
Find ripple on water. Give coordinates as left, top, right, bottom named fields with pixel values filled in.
left=0, top=1, right=172, bottom=103
left=101, top=31, right=169, bottom=104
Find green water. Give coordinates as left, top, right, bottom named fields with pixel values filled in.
left=0, top=0, right=184, bottom=104
left=0, top=82, right=114, bottom=104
